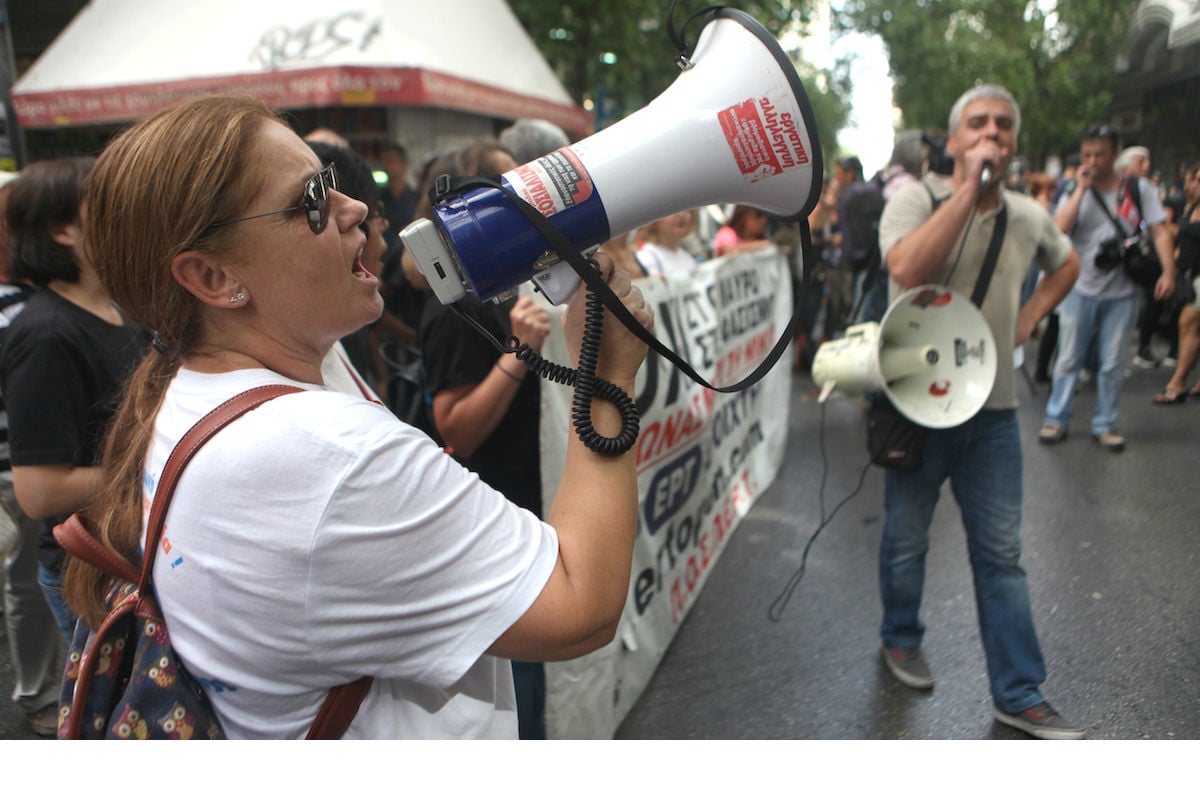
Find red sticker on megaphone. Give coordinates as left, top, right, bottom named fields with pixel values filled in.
left=910, top=289, right=953, bottom=308
left=507, top=148, right=595, bottom=218
left=718, top=95, right=810, bottom=183
left=929, top=380, right=951, bottom=397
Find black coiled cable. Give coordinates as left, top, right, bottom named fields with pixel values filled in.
left=512, top=284, right=639, bottom=457
left=449, top=266, right=640, bottom=457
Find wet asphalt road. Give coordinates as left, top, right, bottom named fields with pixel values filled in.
left=2, top=340, right=1196, bottom=741
left=615, top=345, right=1199, bottom=740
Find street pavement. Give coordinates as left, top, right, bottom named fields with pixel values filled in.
left=2, top=340, right=1196, bottom=740
left=616, top=344, right=1199, bottom=740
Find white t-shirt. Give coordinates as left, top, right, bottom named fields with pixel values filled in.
left=144, top=367, right=558, bottom=738
left=636, top=242, right=697, bottom=277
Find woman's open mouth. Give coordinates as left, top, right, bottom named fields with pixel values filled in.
left=351, top=240, right=376, bottom=284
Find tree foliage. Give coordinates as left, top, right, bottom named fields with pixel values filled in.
left=838, top=0, right=1135, bottom=167
left=507, top=0, right=850, bottom=162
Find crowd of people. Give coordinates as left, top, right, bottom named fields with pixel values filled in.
left=794, top=85, right=1198, bottom=740
left=0, top=75, right=1193, bottom=742
left=802, top=116, right=1199, bottom=445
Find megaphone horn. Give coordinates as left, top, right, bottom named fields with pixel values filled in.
left=401, top=9, right=823, bottom=305
left=811, top=286, right=998, bottom=429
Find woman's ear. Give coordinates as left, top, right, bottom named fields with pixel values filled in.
left=50, top=221, right=83, bottom=250
left=170, top=251, right=245, bottom=309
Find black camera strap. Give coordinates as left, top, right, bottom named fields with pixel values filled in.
left=1090, top=181, right=1134, bottom=239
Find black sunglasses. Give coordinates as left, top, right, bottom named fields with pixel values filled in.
left=1084, top=123, right=1117, bottom=141
left=210, top=163, right=338, bottom=235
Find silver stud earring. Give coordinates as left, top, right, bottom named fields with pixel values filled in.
left=230, top=291, right=246, bottom=303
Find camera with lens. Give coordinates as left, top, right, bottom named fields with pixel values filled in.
left=1094, top=237, right=1127, bottom=272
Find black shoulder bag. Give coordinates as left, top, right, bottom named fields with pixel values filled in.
left=868, top=191, right=1007, bottom=471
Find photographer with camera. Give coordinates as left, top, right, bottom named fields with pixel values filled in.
left=1038, top=123, right=1176, bottom=452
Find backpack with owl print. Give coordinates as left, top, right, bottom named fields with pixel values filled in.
left=55, top=385, right=371, bottom=739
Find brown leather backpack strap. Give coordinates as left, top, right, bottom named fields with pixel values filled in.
left=306, top=676, right=374, bottom=739
left=140, top=384, right=303, bottom=587
left=53, top=514, right=140, bottom=585
left=139, top=382, right=372, bottom=739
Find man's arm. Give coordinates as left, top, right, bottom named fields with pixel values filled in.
left=1053, top=165, right=1099, bottom=235
left=886, top=180, right=984, bottom=290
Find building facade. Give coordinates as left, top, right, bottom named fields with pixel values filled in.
left=1111, top=0, right=1200, bottom=188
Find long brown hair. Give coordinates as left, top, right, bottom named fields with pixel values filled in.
left=65, top=94, right=281, bottom=628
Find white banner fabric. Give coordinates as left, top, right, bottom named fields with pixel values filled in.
left=537, top=247, right=794, bottom=739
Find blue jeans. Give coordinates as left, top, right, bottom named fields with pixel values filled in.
left=1042, top=291, right=1139, bottom=435
left=37, top=563, right=77, bottom=642
left=852, top=269, right=888, bottom=325
left=880, top=409, right=1046, bottom=713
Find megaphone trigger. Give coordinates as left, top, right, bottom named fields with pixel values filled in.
left=529, top=255, right=582, bottom=306
left=816, top=381, right=837, bottom=404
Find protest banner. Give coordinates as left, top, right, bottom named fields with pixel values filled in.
left=537, top=246, right=794, bottom=738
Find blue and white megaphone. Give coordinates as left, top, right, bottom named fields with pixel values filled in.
left=401, top=8, right=823, bottom=305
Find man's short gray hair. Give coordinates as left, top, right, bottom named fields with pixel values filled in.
left=947, top=84, right=1021, bottom=140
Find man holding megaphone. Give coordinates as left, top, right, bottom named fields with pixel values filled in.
left=875, top=84, right=1082, bottom=739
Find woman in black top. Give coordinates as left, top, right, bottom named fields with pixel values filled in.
left=0, top=157, right=149, bottom=637
left=1153, top=163, right=1200, bottom=403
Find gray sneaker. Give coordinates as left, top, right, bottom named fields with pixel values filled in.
left=1132, top=352, right=1159, bottom=369
left=1093, top=430, right=1125, bottom=453
left=1038, top=423, right=1067, bottom=445
left=994, top=701, right=1085, bottom=740
left=880, top=644, right=934, bottom=689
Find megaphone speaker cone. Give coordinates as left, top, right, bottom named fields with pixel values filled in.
left=811, top=286, right=997, bottom=428
left=879, top=287, right=997, bottom=428
left=403, top=10, right=824, bottom=304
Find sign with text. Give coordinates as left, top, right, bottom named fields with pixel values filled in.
left=537, top=248, right=793, bottom=739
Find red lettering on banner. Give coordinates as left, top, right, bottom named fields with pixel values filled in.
left=669, top=578, right=687, bottom=622
left=664, top=470, right=761, bottom=623
left=713, top=325, right=776, bottom=385
left=636, top=388, right=716, bottom=470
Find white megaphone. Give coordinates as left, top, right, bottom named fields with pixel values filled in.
left=811, top=286, right=997, bottom=428
left=401, top=8, right=822, bottom=305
